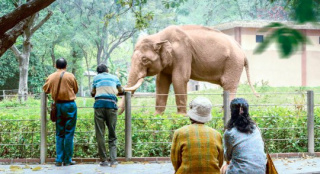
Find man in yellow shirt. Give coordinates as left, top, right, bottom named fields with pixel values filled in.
left=171, top=97, right=223, bottom=174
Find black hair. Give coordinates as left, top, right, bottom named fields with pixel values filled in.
left=226, top=98, right=256, bottom=133
left=56, top=58, right=67, bottom=69
left=97, top=64, right=108, bottom=74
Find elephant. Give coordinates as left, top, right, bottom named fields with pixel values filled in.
left=119, top=25, right=257, bottom=115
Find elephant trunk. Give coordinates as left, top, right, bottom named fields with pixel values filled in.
left=124, top=78, right=144, bottom=91
left=118, top=67, right=147, bottom=115
left=117, top=78, right=144, bottom=115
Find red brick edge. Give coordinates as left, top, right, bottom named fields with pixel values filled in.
left=1, top=153, right=320, bottom=164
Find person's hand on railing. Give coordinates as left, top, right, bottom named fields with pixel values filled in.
left=117, top=85, right=125, bottom=96
left=91, top=88, right=96, bottom=97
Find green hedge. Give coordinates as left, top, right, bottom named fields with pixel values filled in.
left=0, top=88, right=320, bottom=158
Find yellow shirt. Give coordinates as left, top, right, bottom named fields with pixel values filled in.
left=171, top=124, right=223, bottom=174
left=43, top=69, right=78, bottom=101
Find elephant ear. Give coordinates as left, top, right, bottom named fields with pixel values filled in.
left=153, top=40, right=173, bottom=67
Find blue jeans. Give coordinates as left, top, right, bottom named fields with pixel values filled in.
left=55, top=101, right=77, bottom=163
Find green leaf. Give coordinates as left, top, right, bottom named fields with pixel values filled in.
left=254, top=23, right=308, bottom=58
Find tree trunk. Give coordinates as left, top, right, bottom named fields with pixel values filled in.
left=51, top=42, right=56, bottom=67
left=18, top=54, right=30, bottom=101
left=71, top=57, right=77, bottom=75
left=17, top=14, right=35, bottom=101
left=80, top=45, right=92, bottom=92
left=96, top=44, right=102, bottom=65
left=96, top=24, right=107, bottom=65
left=9, top=11, right=52, bottom=101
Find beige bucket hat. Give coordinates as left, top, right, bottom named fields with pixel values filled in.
left=187, top=96, right=213, bottom=123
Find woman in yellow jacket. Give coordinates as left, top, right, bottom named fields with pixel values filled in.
left=171, top=97, right=224, bottom=174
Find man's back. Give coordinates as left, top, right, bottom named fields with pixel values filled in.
left=92, top=72, right=120, bottom=98
left=171, top=124, right=223, bottom=174
left=43, top=70, right=78, bottom=101
left=92, top=72, right=121, bottom=109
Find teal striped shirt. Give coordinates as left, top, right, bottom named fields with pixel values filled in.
left=92, top=72, right=121, bottom=109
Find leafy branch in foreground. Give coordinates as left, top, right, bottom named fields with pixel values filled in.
left=254, top=22, right=309, bottom=58
left=255, top=0, right=320, bottom=58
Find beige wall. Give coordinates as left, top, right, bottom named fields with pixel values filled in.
left=306, top=30, right=320, bottom=87
left=307, top=30, right=320, bottom=51
left=240, top=51, right=302, bottom=86
left=307, top=51, right=320, bottom=86
left=221, top=27, right=320, bottom=87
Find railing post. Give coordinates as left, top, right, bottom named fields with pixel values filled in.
left=125, top=92, right=132, bottom=161
left=307, top=90, right=314, bottom=154
left=223, top=91, right=230, bottom=128
left=2, top=90, right=5, bottom=99
left=40, top=93, right=47, bottom=164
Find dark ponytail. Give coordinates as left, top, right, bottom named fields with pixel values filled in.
left=226, top=98, right=255, bottom=133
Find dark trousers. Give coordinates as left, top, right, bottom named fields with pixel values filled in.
left=55, top=101, right=77, bottom=163
left=94, top=108, right=117, bottom=162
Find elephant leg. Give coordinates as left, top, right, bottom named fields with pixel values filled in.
left=155, top=72, right=172, bottom=115
left=221, top=83, right=238, bottom=116
left=221, top=78, right=239, bottom=102
left=228, top=88, right=237, bottom=102
left=221, top=53, right=244, bottom=102
left=172, top=78, right=188, bottom=114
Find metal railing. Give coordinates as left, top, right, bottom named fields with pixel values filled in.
left=122, top=90, right=316, bottom=160
left=0, top=93, right=42, bottom=159
left=0, top=91, right=317, bottom=163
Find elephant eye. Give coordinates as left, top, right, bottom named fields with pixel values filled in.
left=142, top=57, right=150, bottom=64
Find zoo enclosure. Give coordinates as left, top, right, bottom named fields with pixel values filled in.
left=40, top=91, right=316, bottom=163
left=0, top=91, right=318, bottom=163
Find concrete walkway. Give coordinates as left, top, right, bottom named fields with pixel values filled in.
left=0, top=157, right=320, bottom=174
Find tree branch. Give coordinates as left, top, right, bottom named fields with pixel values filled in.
left=103, top=29, right=136, bottom=63
left=108, top=37, right=118, bottom=47
left=0, top=0, right=56, bottom=35
left=31, top=10, right=53, bottom=35
left=0, top=18, right=30, bottom=57
left=10, top=45, right=21, bottom=58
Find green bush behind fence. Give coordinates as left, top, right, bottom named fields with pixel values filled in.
left=0, top=89, right=319, bottom=158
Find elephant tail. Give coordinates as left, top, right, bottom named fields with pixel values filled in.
left=244, top=57, right=259, bottom=97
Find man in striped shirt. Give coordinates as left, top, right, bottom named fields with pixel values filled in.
left=91, top=64, right=124, bottom=167
left=171, top=97, right=224, bottom=174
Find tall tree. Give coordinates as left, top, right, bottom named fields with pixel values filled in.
left=9, top=6, right=52, bottom=101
